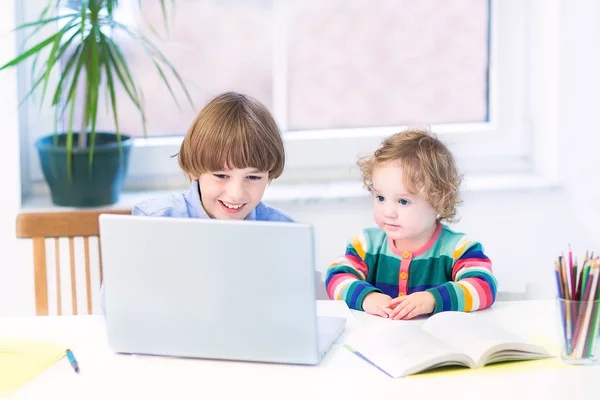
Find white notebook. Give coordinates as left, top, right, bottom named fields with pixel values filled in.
left=343, top=311, right=552, bottom=378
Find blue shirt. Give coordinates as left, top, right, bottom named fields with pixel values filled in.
left=100, top=181, right=293, bottom=314
left=132, top=180, right=294, bottom=222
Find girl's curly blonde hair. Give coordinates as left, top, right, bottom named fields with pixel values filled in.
left=357, top=129, right=463, bottom=222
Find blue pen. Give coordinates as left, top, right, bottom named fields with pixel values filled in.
left=66, top=349, right=79, bottom=373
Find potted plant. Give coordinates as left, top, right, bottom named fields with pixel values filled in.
left=0, top=0, right=192, bottom=207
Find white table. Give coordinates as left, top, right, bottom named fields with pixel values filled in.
left=2, top=300, right=598, bottom=400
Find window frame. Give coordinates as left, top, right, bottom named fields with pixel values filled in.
left=21, top=0, right=557, bottom=195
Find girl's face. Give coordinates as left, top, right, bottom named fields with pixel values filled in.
left=371, top=163, right=438, bottom=249
left=197, top=167, right=269, bottom=220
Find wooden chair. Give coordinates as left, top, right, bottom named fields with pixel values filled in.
left=16, top=209, right=131, bottom=316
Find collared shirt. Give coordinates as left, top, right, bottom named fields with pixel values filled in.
left=132, top=180, right=294, bottom=222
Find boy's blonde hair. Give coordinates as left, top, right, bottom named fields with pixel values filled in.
left=178, top=92, right=285, bottom=179
left=358, top=129, right=463, bottom=222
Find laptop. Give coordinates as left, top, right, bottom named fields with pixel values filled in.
left=98, top=214, right=346, bottom=365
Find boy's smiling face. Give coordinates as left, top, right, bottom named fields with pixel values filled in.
left=197, top=167, right=269, bottom=220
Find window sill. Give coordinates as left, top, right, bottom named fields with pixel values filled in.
left=20, top=171, right=561, bottom=212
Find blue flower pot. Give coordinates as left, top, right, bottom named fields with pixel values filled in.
left=35, top=132, right=133, bottom=207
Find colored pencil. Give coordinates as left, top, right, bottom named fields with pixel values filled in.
left=554, top=249, right=600, bottom=360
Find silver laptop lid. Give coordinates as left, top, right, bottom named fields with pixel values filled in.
left=99, top=214, right=320, bottom=364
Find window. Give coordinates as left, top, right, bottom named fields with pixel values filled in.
left=88, top=0, right=490, bottom=134
left=22, top=0, right=537, bottom=191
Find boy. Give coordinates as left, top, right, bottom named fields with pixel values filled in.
left=133, top=91, right=293, bottom=222
left=101, top=92, right=292, bottom=313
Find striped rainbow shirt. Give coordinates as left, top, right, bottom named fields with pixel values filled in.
left=325, top=223, right=497, bottom=314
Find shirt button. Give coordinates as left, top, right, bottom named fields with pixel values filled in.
left=402, top=251, right=411, bottom=259
left=400, top=272, right=408, bottom=280
left=398, top=292, right=406, bottom=296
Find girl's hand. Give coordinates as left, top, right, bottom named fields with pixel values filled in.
left=389, top=292, right=435, bottom=320
left=362, top=292, right=393, bottom=318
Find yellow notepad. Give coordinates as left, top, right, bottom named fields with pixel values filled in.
left=0, top=338, right=69, bottom=397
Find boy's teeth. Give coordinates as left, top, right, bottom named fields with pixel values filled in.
left=222, top=202, right=242, bottom=209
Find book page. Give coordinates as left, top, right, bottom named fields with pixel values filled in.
left=344, top=324, right=473, bottom=378
left=422, top=311, right=549, bottom=366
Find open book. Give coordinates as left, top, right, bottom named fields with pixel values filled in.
left=343, top=311, right=553, bottom=378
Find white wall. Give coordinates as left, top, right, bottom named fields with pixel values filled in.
left=0, top=0, right=29, bottom=316
left=2, top=0, right=600, bottom=316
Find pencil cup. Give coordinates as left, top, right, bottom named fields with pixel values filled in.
left=556, top=298, right=600, bottom=365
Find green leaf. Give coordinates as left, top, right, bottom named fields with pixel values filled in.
left=14, top=14, right=79, bottom=31
left=37, top=0, right=57, bottom=20
left=88, top=0, right=101, bottom=14
left=66, top=89, right=77, bottom=182
left=106, top=0, right=118, bottom=15
left=30, top=51, right=41, bottom=95
left=104, top=38, right=147, bottom=133
left=99, top=35, right=121, bottom=153
left=38, top=19, right=81, bottom=110
left=59, top=39, right=87, bottom=122
left=52, top=42, right=83, bottom=107
left=87, top=26, right=100, bottom=165
left=159, top=0, right=170, bottom=34
left=80, top=0, right=89, bottom=42
left=150, top=58, right=180, bottom=109
left=136, top=0, right=171, bottom=38
left=0, top=31, right=65, bottom=71
left=36, top=1, right=65, bottom=24
left=19, top=73, right=46, bottom=109
left=23, top=14, right=79, bottom=48
left=46, top=27, right=84, bottom=105
left=115, top=22, right=194, bottom=109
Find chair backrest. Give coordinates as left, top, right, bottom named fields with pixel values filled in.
left=16, top=209, right=131, bottom=316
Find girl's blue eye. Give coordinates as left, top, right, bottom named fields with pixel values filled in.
left=247, top=175, right=262, bottom=181
left=376, top=195, right=385, bottom=202
left=399, top=199, right=410, bottom=206
left=214, top=174, right=228, bottom=179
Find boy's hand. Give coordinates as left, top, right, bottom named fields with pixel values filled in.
left=389, top=292, right=435, bottom=320
left=362, top=293, right=393, bottom=318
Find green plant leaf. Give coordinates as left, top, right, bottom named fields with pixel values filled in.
left=137, top=0, right=173, bottom=38
left=48, top=27, right=84, bottom=105
left=19, top=73, right=46, bottom=109
left=39, top=19, right=81, bottom=109
left=21, top=27, right=82, bottom=109
left=59, top=39, right=87, bottom=122
left=159, top=0, right=170, bottom=34
left=30, top=51, right=41, bottom=91
left=99, top=34, right=121, bottom=153
left=18, top=13, right=79, bottom=45
left=52, top=42, right=83, bottom=107
left=80, top=0, right=89, bottom=42
left=106, top=0, right=118, bottom=16
left=87, top=26, right=101, bottom=165
left=0, top=31, right=65, bottom=71
left=151, top=58, right=180, bottom=109
left=23, top=0, right=72, bottom=41
left=104, top=38, right=147, bottom=133
left=37, top=0, right=57, bottom=20
left=114, top=22, right=194, bottom=109
left=66, top=89, right=77, bottom=182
